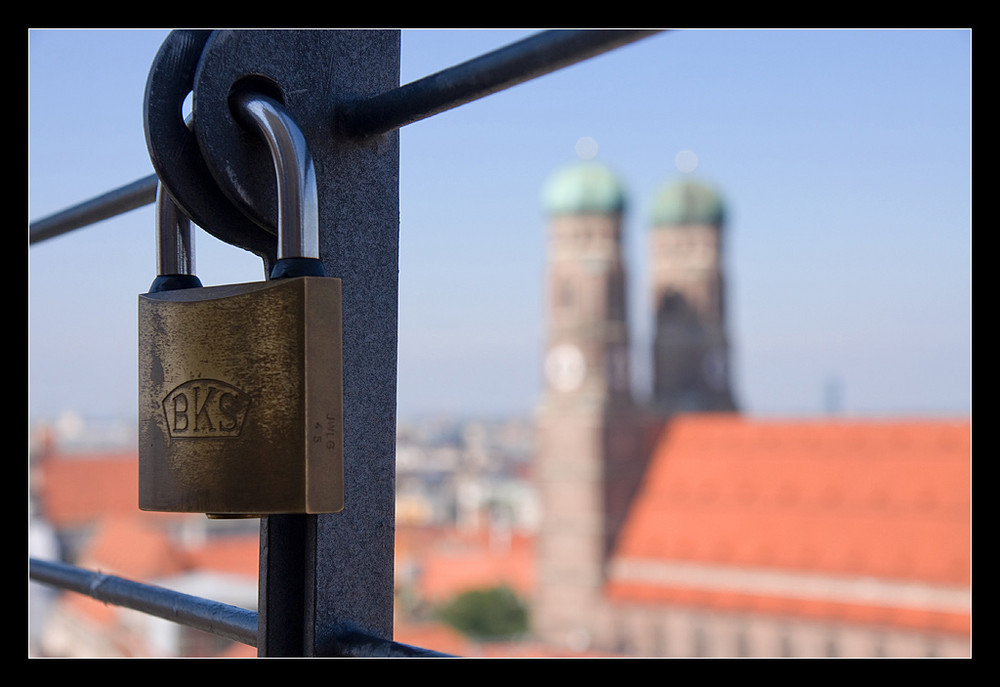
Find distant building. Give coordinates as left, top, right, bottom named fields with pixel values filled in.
left=28, top=160, right=970, bottom=658
left=29, top=435, right=259, bottom=658
left=533, top=159, right=970, bottom=657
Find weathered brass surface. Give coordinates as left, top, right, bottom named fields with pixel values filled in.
left=138, top=276, right=344, bottom=515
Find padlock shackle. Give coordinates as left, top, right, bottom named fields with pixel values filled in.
left=156, top=182, right=196, bottom=276
left=149, top=181, right=202, bottom=293
left=232, top=91, right=321, bottom=272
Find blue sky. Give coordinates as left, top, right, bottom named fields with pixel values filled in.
left=28, top=29, right=971, bottom=423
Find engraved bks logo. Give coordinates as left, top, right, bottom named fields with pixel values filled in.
left=162, top=379, right=250, bottom=438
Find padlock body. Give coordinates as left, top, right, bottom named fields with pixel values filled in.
left=138, top=276, right=344, bottom=515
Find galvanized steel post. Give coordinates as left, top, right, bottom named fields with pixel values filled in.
left=257, top=30, right=401, bottom=657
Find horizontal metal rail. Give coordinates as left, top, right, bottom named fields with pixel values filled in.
left=28, top=173, right=158, bottom=245
left=28, top=558, right=453, bottom=657
left=28, top=29, right=661, bottom=245
left=30, top=557, right=258, bottom=647
left=29, top=29, right=661, bottom=657
left=340, top=29, right=661, bottom=138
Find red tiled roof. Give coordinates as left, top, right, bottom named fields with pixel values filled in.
left=59, top=515, right=188, bottom=631
left=78, top=515, right=188, bottom=581
left=396, top=526, right=535, bottom=603
left=63, top=509, right=259, bottom=582
left=186, top=535, right=260, bottom=578
left=36, top=451, right=144, bottom=527
left=34, top=448, right=261, bottom=581
left=607, top=414, right=971, bottom=633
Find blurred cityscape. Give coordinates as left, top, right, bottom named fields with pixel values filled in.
left=28, top=411, right=542, bottom=657
left=28, top=163, right=971, bottom=658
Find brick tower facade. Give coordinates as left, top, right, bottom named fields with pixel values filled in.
left=533, top=162, right=739, bottom=652
left=649, top=179, right=737, bottom=413
left=533, top=161, right=652, bottom=651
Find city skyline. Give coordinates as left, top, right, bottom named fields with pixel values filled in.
left=28, top=29, right=972, bottom=423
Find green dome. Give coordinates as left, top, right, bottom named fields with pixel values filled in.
left=650, top=178, right=725, bottom=227
left=542, top=161, right=626, bottom=216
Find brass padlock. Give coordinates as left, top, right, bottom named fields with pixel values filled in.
left=138, top=93, right=344, bottom=516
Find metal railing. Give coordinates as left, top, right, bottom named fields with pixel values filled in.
left=28, top=559, right=449, bottom=657
left=29, top=30, right=658, bottom=246
left=28, top=29, right=662, bottom=658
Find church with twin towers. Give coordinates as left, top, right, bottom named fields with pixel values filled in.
left=530, top=153, right=969, bottom=659
left=533, top=151, right=737, bottom=650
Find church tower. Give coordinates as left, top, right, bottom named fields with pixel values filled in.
left=540, top=161, right=631, bottom=408
left=648, top=178, right=737, bottom=413
left=534, top=160, right=645, bottom=651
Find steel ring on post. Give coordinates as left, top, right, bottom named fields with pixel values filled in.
left=191, top=30, right=359, bottom=239
left=143, top=30, right=279, bottom=268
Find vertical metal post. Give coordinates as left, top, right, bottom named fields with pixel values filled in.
left=256, top=30, right=401, bottom=656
